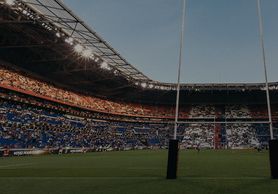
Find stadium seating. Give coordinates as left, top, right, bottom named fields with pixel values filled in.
left=0, top=93, right=276, bottom=150
left=0, top=63, right=277, bottom=151
left=0, top=64, right=189, bottom=119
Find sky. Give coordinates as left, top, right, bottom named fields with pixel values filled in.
left=63, top=0, right=278, bottom=84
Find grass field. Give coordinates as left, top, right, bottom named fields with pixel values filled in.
left=0, top=149, right=277, bottom=194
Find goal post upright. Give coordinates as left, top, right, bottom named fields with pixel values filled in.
left=166, top=0, right=186, bottom=179
left=256, top=0, right=274, bottom=139
left=256, top=0, right=278, bottom=179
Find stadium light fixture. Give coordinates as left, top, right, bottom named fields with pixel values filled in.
left=81, top=48, right=92, bottom=58
left=100, top=62, right=111, bottom=70
left=154, top=85, right=160, bottom=89
left=113, top=70, right=119, bottom=75
left=74, top=44, right=84, bottom=54
left=148, top=84, right=154, bottom=89
left=94, top=57, right=99, bottom=63
left=23, top=10, right=31, bottom=17
left=65, top=37, right=74, bottom=45
left=55, top=32, right=61, bottom=38
left=22, top=10, right=28, bottom=15
left=91, top=54, right=100, bottom=62
left=141, top=83, right=147, bottom=88
left=90, top=54, right=95, bottom=59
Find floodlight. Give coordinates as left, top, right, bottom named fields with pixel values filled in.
left=90, top=54, right=95, bottom=60
left=74, top=44, right=83, bottom=53
left=148, top=84, right=154, bottom=89
left=55, top=32, right=61, bottom=38
left=113, top=70, right=119, bottom=75
left=141, top=83, right=147, bottom=88
left=82, top=48, right=92, bottom=58
left=65, top=37, right=74, bottom=45
left=100, top=62, right=111, bottom=70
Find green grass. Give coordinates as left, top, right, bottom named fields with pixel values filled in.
left=0, top=150, right=277, bottom=194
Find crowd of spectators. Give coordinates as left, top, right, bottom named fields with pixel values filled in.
left=181, top=124, right=214, bottom=148
left=1, top=63, right=271, bottom=120
left=0, top=63, right=278, bottom=150
left=225, top=105, right=251, bottom=118
left=0, top=99, right=167, bottom=149
left=225, top=124, right=259, bottom=148
left=189, top=105, right=215, bottom=118
left=0, top=64, right=189, bottom=119
left=0, top=95, right=275, bottom=150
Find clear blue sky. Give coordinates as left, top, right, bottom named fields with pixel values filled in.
left=63, top=0, right=278, bottom=84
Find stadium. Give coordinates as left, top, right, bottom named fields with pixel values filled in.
left=0, top=0, right=278, bottom=194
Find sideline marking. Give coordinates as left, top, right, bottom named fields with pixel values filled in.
left=0, top=176, right=269, bottom=180
left=0, top=163, right=34, bottom=169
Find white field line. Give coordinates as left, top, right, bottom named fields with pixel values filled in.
left=0, top=176, right=270, bottom=180
left=180, top=176, right=269, bottom=180
left=0, top=163, right=34, bottom=169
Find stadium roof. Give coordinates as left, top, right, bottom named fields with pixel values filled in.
left=20, top=0, right=151, bottom=82
left=2, top=0, right=278, bottom=104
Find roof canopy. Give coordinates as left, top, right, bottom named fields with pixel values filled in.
left=22, top=0, right=151, bottom=82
